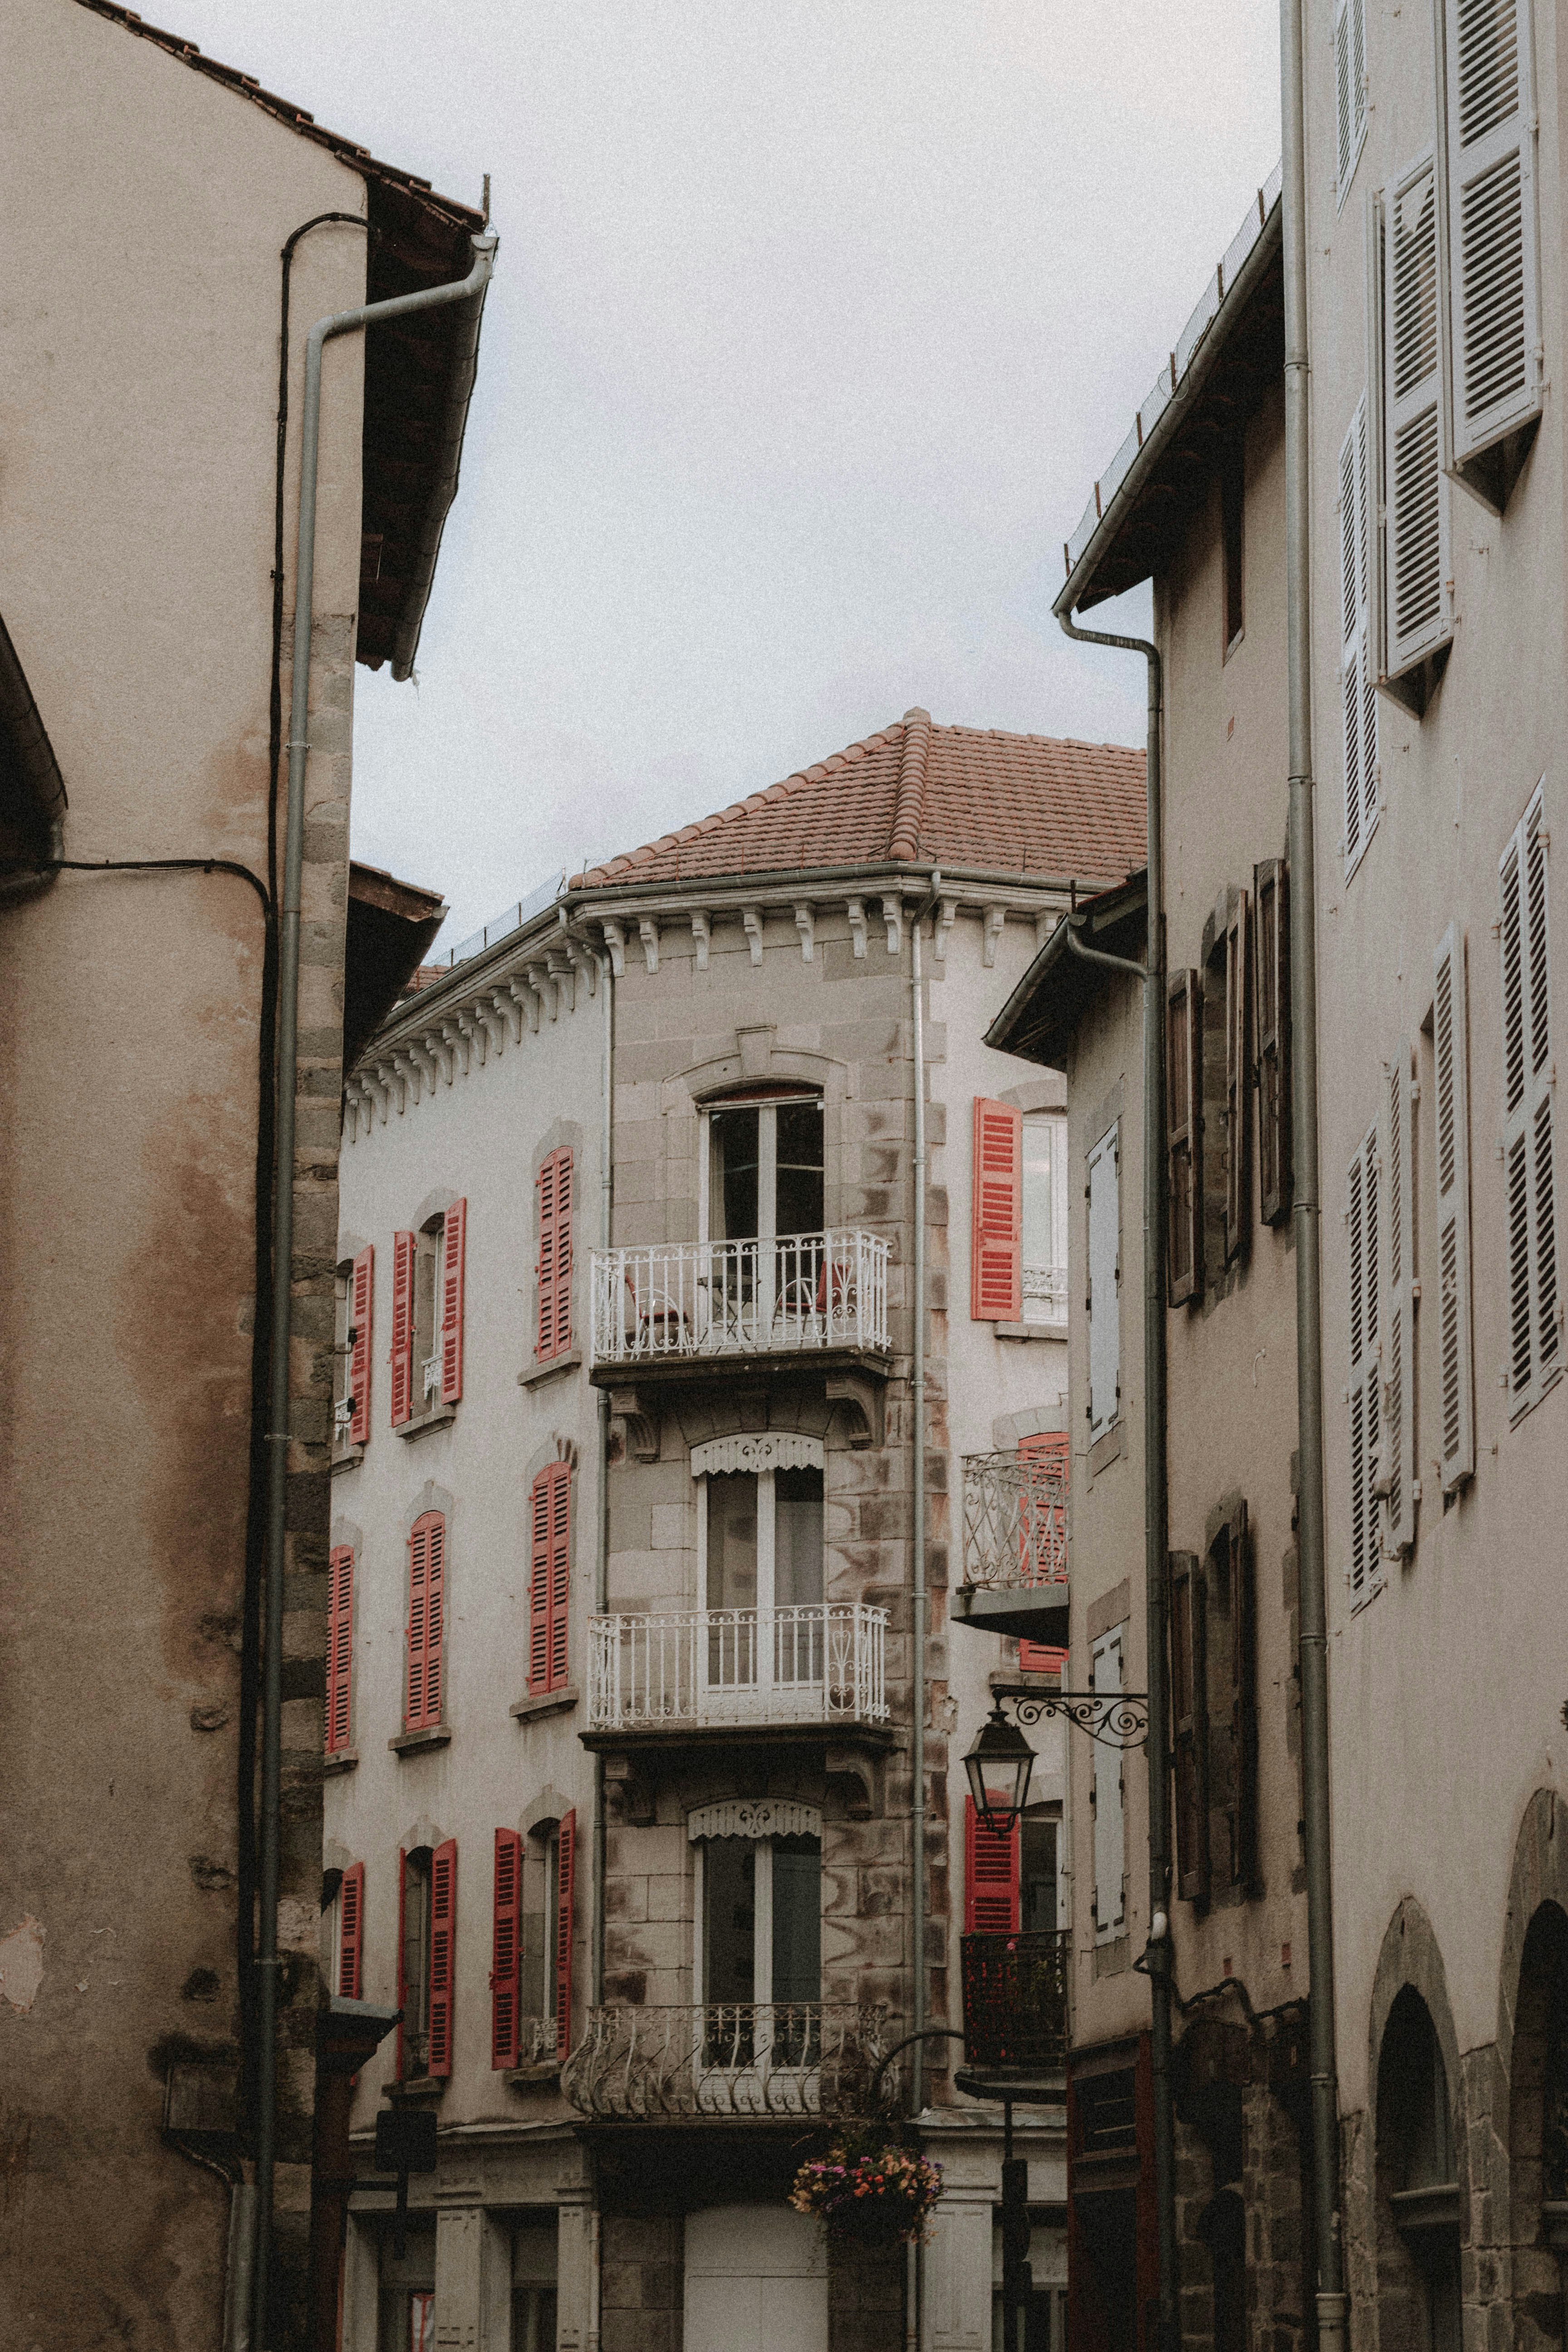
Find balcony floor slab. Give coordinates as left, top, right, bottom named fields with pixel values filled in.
left=581, top=1720, right=895, bottom=1757
left=591, top=1345, right=892, bottom=1392
left=950, top=1586, right=1070, bottom=1647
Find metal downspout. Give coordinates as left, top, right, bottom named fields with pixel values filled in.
left=251, top=227, right=497, bottom=2351
left=908, top=868, right=939, bottom=2352
left=594, top=934, right=614, bottom=2006
left=1058, top=612, right=1176, bottom=2352
left=1280, top=2, right=1347, bottom=2340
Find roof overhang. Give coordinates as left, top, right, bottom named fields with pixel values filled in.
left=344, top=861, right=447, bottom=1071
left=0, top=614, right=67, bottom=868
left=985, top=872, right=1148, bottom=1070
left=1056, top=196, right=1284, bottom=617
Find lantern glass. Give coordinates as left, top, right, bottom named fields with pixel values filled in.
left=963, top=1705, right=1036, bottom=1838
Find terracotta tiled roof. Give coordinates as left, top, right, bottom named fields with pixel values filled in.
left=573, top=711, right=1145, bottom=891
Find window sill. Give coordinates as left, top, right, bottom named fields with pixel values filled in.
left=503, top=2058, right=563, bottom=2088
left=518, top=1349, right=582, bottom=1391
left=392, top=2075, right=448, bottom=2105
left=323, top=1748, right=359, bottom=1778
left=993, top=1319, right=1068, bottom=1343
left=510, top=1685, right=579, bottom=1724
left=389, top=1725, right=452, bottom=1756
left=398, top=1404, right=456, bottom=1442
left=330, top=1444, right=365, bottom=1476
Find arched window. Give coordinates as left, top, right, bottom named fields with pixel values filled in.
left=1377, top=1987, right=1460, bottom=2352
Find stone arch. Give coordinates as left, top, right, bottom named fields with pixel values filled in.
left=1367, top=1903, right=1464, bottom=2352
left=1500, top=1791, right=1568, bottom=2352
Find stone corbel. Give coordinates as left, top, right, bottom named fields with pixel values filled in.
left=603, top=1751, right=656, bottom=1827
left=343, top=1084, right=364, bottom=1143
left=392, top=1049, right=424, bottom=1105
left=1035, top=911, right=1058, bottom=956
left=741, top=906, right=764, bottom=966
left=824, top=1746, right=877, bottom=1822
left=825, top=1370, right=884, bottom=1450
left=879, top=896, right=904, bottom=954
left=794, top=903, right=814, bottom=961
left=846, top=897, right=868, bottom=958
left=547, top=950, right=577, bottom=1015
left=690, top=910, right=711, bottom=970
left=935, top=897, right=957, bottom=960
left=608, top=1385, right=660, bottom=1463
left=600, top=918, right=627, bottom=980
left=456, top=1012, right=487, bottom=1068
left=406, top=1039, right=442, bottom=1093
left=490, top=990, right=522, bottom=1048
left=526, top=965, right=555, bottom=1025
left=358, top=1072, right=390, bottom=1127
left=375, top=1060, right=407, bottom=1116
left=564, top=936, right=598, bottom=996
left=983, top=904, right=1006, bottom=968
left=472, top=1000, right=507, bottom=1056
left=637, top=916, right=661, bottom=975
left=440, top=1023, right=470, bottom=1077
left=509, top=977, right=538, bottom=1037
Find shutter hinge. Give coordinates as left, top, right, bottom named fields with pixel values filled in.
left=1411, top=1279, right=1422, bottom=1302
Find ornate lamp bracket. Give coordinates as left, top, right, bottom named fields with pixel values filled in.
left=990, top=1681, right=1150, bottom=1750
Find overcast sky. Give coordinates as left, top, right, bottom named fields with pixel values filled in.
left=172, top=0, right=1281, bottom=949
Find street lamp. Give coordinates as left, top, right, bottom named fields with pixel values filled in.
left=963, top=1702, right=1037, bottom=1838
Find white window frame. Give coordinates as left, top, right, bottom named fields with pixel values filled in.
left=692, top=1833, right=822, bottom=2008
left=699, top=1092, right=824, bottom=1245
left=1090, top=1629, right=1126, bottom=1944
left=1086, top=1124, right=1121, bottom=1444
left=1021, top=1109, right=1068, bottom=1324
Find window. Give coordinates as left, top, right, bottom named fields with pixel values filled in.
left=391, top=1202, right=466, bottom=1427
left=1254, top=861, right=1292, bottom=1225
left=701, top=1830, right=821, bottom=2015
left=1021, top=1111, right=1068, bottom=1324
left=973, top=1097, right=1023, bottom=1320
left=397, top=1839, right=456, bottom=2081
left=333, top=1245, right=373, bottom=1457
left=1087, top=1126, right=1121, bottom=1441
left=1221, top=431, right=1245, bottom=656
left=1020, top=1808, right=1060, bottom=1935
left=1440, top=0, right=1541, bottom=508
left=527, top=1463, right=571, bottom=1695
left=515, top=1813, right=575, bottom=2061
left=1380, top=160, right=1450, bottom=688
left=1334, top=0, right=1368, bottom=200
left=326, top=1544, right=354, bottom=1754
left=1168, top=973, right=1202, bottom=1306
left=700, top=1458, right=825, bottom=1689
left=1340, top=398, right=1378, bottom=871
left=1201, top=1505, right=1258, bottom=1896
left=706, top=1094, right=824, bottom=1240
left=404, top=1511, right=446, bottom=1731
left=535, top=1149, right=573, bottom=1362
left=1090, top=1630, right=1126, bottom=1940
left=964, top=1796, right=1019, bottom=1933
left=1500, top=787, right=1559, bottom=1416
left=1432, top=925, right=1475, bottom=1486
left=1348, top=1123, right=1382, bottom=1602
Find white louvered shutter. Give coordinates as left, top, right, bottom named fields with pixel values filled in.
left=1499, top=787, right=1560, bottom=1413
left=1341, top=401, right=1376, bottom=872
left=1335, top=0, right=1369, bottom=198
left=1381, top=1043, right=1417, bottom=1555
left=1348, top=1123, right=1382, bottom=1601
left=1087, top=1125, right=1121, bottom=1442
left=1091, top=1628, right=1126, bottom=1941
left=1384, top=158, right=1449, bottom=676
left=1433, top=923, right=1476, bottom=1487
left=1443, top=0, right=1540, bottom=471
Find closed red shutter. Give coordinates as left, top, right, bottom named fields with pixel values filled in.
left=490, top=1829, right=524, bottom=2070
left=395, top=1848, right=408, bottom=2079
left=528, top=1464, right=570, bottom=1694
left=555, top=1811, right=576, bottom=2058
left=536, top=1149, right=574, bottom=1362
left=964, top=1795, right=1020, bottom=1933
left=972, top=1099, right=1024, bottom=1319
left=325, top=1545, right=354, bottom=1754
left=390, top=1230, right=415, bottom=1426
left=338, top=1861, right=364, bottom=2001
left=1018, top=1433, right=1068, bottom=1674
left=441, top=1198, right=466, bottom=1404
left=349, top=1245, right=374, bottom=1444
left=405, top=1512, right=446, bottom=1731
left=428, top=1839, right=457, bottom=2078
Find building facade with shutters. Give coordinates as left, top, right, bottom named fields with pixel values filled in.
left=988, top=183, right=1318, bottom=2352
left=325, top=711, right=1147, bottom=2351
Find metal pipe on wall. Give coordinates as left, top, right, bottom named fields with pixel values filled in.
left=251, top=227, right=497, bottom=2350
left=1279, top=0, right=1348, bottom=2337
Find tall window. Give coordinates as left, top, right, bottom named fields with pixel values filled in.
left=1021, top=1111, right=1068, bottom=1324
left=702, top=1464, right=825, bottom=1690
left=701, top=1832, right=822, bottom=2023
left=392, top=1200, right=465, bottom=1426
left=706, top=1095, right=824, bottom=1240
left=397, top=1840, right=456, bottom=2081
left=332, top=1245, right=372, bottom=1458
left=1087, top=1126, right=1121, bottom=1442
left=516, top=1813, right=575, bottom=2062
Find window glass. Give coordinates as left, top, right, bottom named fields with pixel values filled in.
left=706, top=1473, right=759, bottom=1611
left=710, top=1107, right=760, bottom=1241
left=775, top=1098, right=825, bottom=1235
left=774, top=1467, right=824, bottom=1607
left=704, top=1837, right=756, bottom=2004
left=402, top=1849, right=432, bottom=2076
left=1021, top=1813, right=1058, bottom=1934
left=333, top=1265, right=353, bottom=1440
left=413, top=1223, right=442, bottom=1405
left=771, top=1835, right=822, bottom=2004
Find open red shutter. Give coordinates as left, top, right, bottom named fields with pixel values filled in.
left=964, top=1795, right=1020, bottom=1933
left=428, top=1839, right=457, bottom=2078
left=406, top=1513, right=445, bottom=1731
left=349, top=1245, right=374, bottom=1445
left=555, top=1811, right=576, bottom=2058
left=395, top=1849, right=408, bottom=2079
left=325, top=1545, right=354, bottom=1754
left=338, top=1861, right=364, bottom=2001
left=390, top=1230, right=415, bottom=1426
left=441, top=1198, right=466, bottom=1404
left=971, top=1098, right=1023, bottom=1319
left=528, top=1472, right=554, bottom=1694
left=490, top=1830, right=523, bottom=2070
left=536, top=1150, right=574, bottom=1362
left=1018, top=1433, right=1069, bottom=1672
left=424, top=1516, right=446, bottom=1725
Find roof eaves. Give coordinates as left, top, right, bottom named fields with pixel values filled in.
left=984, top=871, right=1148, bottom=1065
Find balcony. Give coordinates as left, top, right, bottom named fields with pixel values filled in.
left=584, top=1603, right=890, bottom=1750
left=589, top=1230, right=891, bottom=1378
left=960, top=1930, right=1070, bottom=2075
left=562, top=2002, right=897, bottom=2122
left=951, top=1451, right=1070, bottom=1645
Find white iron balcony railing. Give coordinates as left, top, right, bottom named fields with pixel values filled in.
left=589, top=1230, right=890, bottom=1368
left=562, top=2002, right=897, bottom=2120
left=588, top=1603, right=888, bottom=1732
left=961, top=1451, right=1068, bottom=1592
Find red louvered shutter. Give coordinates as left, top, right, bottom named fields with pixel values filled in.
left=964, top=1795, right=1020, bottom=1933
left=441, top=1199, right=466, bottom=1405
left=338, top=1861, right=364, bottom=2000
left=972, top=1099, right=1024, bottom=1319
left=349, top=1245, right=374, bottom=1445
left=1018, top=1433, right=1069, bottom=1674
left=528, top=1468, right=569, bottom=1694
left=325, top=1545, right=354, bottom=1754
left=554, top=1811, right=576, bottom=2058
left=406, top=1513, right=445, bottom=1731
left=548, top=1464, right=570, bottom=1691
left=428, top=1839, right=457, bottom=2078
left=390, top=1230, right=415, bottom=1427
left=536, top=1149, right=574, bottom=1362
left=395, top=1849, right=408, bottom=2079
left=491, top=1829, right=523, bottom=2070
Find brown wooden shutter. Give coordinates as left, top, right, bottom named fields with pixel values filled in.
left=1254, top=861, right=1292, bottom=1224
left=349, top=1245, right=373, bottom=1445
left=1168, top=1553, right=1210, bottom=1905
left=555, top=1812, right=576, bottom=2059
left=338, top=1861, right=364, bottom=2002
left=1167, top=970, right=1203, bottom=1304
left=490, top=1830, right=523, bottom=2071
left=1224, top=892, right=1251, bottom=1262
left=390, top=1230, right=415, bottom=1426
left=972, top=1098, right=1024, bottom=1319
left=428, top=1839, right=457, bottom=2078
left=325, top=1544, right=354, bottom=1755
left=440, top=1198, right=466, bottom=1405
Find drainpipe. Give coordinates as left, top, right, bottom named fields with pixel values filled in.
left=907, top=867, right=940, bottom=2352
left=251, top=227, right=497, bottom=2350
left=1057, top=610, right=1176, bottom=2352
left=1280, top=2, right=1347, bottom=2341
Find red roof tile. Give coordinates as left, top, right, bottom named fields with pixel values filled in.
left=573, top=710, right=1146, bottom=890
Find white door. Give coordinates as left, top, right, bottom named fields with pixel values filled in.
left=683, top=2205, right=828, bottom=2352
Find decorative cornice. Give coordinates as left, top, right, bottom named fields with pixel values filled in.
left=688, top=1431, right=825, bottom=1478
left=686, top=1799, right=823, bottom=1844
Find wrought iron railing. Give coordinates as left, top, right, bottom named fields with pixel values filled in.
left=961, top=1931, right=1071, bottom=2071
left=960, top=1452, right=1068, bottom=1592
left=562, top=2002, right=897, bottom=2119
left=589, top=1230, right=890, bottom=1367
left=588, top=1603, right=888, bottom=1731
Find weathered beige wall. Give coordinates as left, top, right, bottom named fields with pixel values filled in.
left=0, top=4, right=366, bottom=2343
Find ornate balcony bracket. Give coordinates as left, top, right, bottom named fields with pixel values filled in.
left=824, top=1743, right=877, bottom=1821
left=825, top=1369, right=883, bottom=1450
left=990, top=1681, right=1150, bottom=1750
left=608, top=1386, right=660, bottom=1464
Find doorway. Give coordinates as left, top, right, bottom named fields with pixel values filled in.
left=683, top=2204, right=828, bottom=2351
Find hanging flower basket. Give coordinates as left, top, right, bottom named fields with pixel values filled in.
left=790, top=2132, right=943, bottom=2247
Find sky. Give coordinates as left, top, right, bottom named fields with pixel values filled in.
left=167, top=0, right=1281, bottom=951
